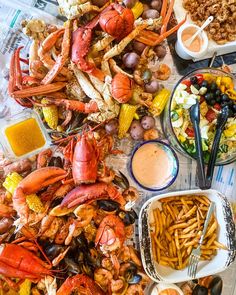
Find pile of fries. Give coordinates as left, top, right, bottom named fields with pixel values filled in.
left=150, top=195, right=227, bottom=270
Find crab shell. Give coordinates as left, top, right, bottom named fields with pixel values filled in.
left=111, top=73, right=133, bottom=103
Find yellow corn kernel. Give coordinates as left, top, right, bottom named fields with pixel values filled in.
left=131, top=1, right=144, bottom=19
left=19, top=279, right=31, bottom=295
left=3, top=172, right=44, bottom=213
left=178, top=135, right=186, bottom=143
left=149, top=88, right=171, bottom=116
left=220, top=85, right=225, bottom=93
left=42, top=98, right=58, bottom=130
left=118, top=104, right=138, bottom=139
left=221, top=76, right=234, bottom=89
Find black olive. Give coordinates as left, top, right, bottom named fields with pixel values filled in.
left=193, top=285, right=208, bottom=295
left=228, top=109, right=234, bottom=117
left=210, top=82, right=217, bottom=91
left=201, top=80, right=208, bottom=88
left=209, top=99, right=216, bottom=106
left=215, top=89, right=221, bottom=96
left=215, top=96, right=221, bottom=103
left=193, top=83, right=200, bottom=90
left=221, top=94, right=229, bottom=102
left=190, top=76, right=198, bottom=84
left=232, top=104, right=236, bottom=112
left=205, top=93, right=214, bottom=101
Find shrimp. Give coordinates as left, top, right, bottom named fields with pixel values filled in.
left=154, top=63, right=171, bottom=80
left=118, top=246, right=142, bottom=267
left=94, top=268, right=113, bottom=290
left=126, top=284, right=144, bottom=295
left=73, top=204, right=96, bottom=227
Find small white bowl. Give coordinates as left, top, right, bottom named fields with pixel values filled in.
left=139, top=189, right=235, bottom=284
left=175, top=23, right=209, bottom=60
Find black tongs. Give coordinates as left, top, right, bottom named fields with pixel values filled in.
left=190, top=102, right=229, bottom=190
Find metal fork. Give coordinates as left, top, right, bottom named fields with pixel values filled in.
left=187, top=202, right=215, bottom=278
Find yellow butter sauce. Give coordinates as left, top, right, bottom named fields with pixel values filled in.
left=5, top=118, right=46, bottom=157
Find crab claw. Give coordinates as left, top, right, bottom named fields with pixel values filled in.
left=13, top=167, right=67, bottom=223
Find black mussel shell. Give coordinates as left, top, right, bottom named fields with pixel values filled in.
left=49, top=156, right=63, bottom=168
left=64, top=258, right=81, bottom=274
left=209, top=276, right=223, bottom=295
left=97, top=199, right=120, bottom=212
left=44, top=244, right=65, bottom=260
left=118, top=209, right=138, bottom=225
left=76, top=232, right=89, bottom=249
left=128, top=274, right=142, bottom=285
left=124, top=262, right=138, bottom=282
left=113, top=171, right=129, bottom=189
left=193, top=285, right=208, bottom=295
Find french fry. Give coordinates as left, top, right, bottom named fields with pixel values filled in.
left=150, top=195, right=221, bottom=270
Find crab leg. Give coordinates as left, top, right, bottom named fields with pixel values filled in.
left=161, top=0, right=175, bottom=34
left=42, top=21, right=71, bottom=85
left=135, top=15, right=187, bottom=46
left=44, top=98, right=98, bottom=113
left=11, top=82, right=66, bottom=99
left=160, top=0, right=168, bottom=20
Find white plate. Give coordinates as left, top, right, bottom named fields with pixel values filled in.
left=139, top=189, right=236, bottom=284
left=173, top=0, right=236, bottom=60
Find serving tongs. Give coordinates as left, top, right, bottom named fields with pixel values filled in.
left=190, top=102, right=229, bottom=189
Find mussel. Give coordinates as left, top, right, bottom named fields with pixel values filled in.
left=118, top=209, right=138, bottom=225
left=193, top=285, right=208, bottom=295
left=128, top=274, right=142, bottom=285
left=123, top=262, right=139, bottom=284
left=97, top=199, right=120, bottom=212
left=49, top=156, right=63, bottom=168
left=209, top=276, right=223, bottom=295
left=64, top=257, right=81, bottom=274
left=44, top=244, right=65, bottom=260
left=113, top=171, right=129, bottom=189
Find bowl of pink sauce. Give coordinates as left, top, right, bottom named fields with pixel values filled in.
left=130, top=140, right=179, bottom=191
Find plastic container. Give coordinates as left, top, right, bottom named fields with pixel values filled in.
left=162, top=67, right=236, bottom=165
left=0, top=109, right=51, bottom=160
left=175, top=23, right=208, bottom=60
left=129, top=140, right=179, bottom=191
left=139, top=189, right=235, bottom=284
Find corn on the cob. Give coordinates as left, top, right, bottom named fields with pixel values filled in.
left=131, top=1, right=144, bottom=19
left=118, top=104, right=138, bottom=139
left=42, top=98, right=58, bottom=130
left=19, top=279, right=31, bottom=295
left=149, top=88, right=171, bottom=116
left=3, top=172, right=44, bottom=213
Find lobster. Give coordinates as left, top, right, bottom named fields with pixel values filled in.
left=111, top=73, right=133, bottom=103
left=13, top=167, right=67, bottom=224
left=71, top=3, right=134, bottom=80
left=56, top=274, right=105, bottom=295
left=0, top=244, right=52, bottom=281
left=60, top=182, right=126, bottom=208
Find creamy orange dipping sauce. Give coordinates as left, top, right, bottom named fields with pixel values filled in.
left=131, top=143, right=174, bottom=188
left=181, top=27, right=203, bottom=52
left=159, top=289, right=180, bottom=295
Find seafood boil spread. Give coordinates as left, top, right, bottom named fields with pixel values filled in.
left=0, top=0, right=235, bottom=294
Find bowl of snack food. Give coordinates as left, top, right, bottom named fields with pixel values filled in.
left=162, top=68, right=236, bottom=165
left=139, top=189, right=235, bottom=283
left=129, top=140, right=179, bottom=191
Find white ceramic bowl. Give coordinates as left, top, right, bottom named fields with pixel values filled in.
left=139, top=189, right=235, bottom=284
left=175, top=23, right=208, bottom=60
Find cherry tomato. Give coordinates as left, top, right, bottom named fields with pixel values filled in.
left=182, top=80, right=191, bottom=87
left=206, top=109, right=217, bottom=122
left=195, top=74, right=204, bottom=84
left=213, top=103, right=221, bottom=111
left=185, top=127, right=195, bottom=137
